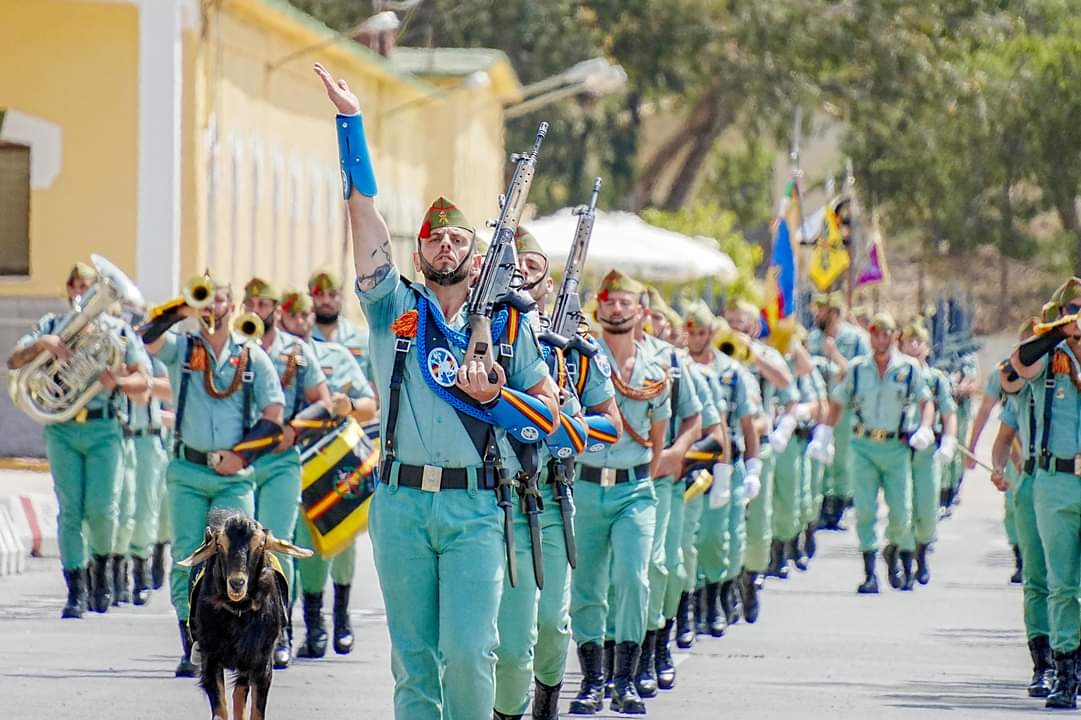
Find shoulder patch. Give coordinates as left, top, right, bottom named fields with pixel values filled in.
left=595, top=353, right=612, bottom=378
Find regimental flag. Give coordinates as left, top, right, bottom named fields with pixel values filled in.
left=808, top=203, right=851, bottom=291
left=761, top=178, right=800, bottom=350
left=856, top=227, right=889, bottom=288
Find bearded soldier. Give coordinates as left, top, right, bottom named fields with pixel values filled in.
left=316, top=63, right=559, bottom=719
left=308, top=269, right=374, bottom=390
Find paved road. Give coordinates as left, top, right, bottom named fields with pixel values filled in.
left=0, top=422, right=1037, bottom=719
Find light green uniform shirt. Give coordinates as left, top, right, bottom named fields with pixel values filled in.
left=356, top=272, right=549, bottom=472
left=311, top=338, right=374, bottom=400
left=156, top=332, right=284, bottom=453
left=262, top=330, right=326, bottom=420
left=580, top=336, right=672, bottom=470
left=808, top=321, right=870, bottom=361
left=313, top=316, right=372, bottom=384
left=1023, top=343, right=1081, bottom=460
left=922, top=364, right=957, bottom=432
left=831, top=349, right=931, bottom=434
left=698, top=349, right=760, bottom=453
left=127, top=356, right=169, bottom=432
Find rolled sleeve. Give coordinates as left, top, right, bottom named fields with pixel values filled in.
left=156, top=332, right=181, bottom=365
left=300, top=343, right=327, bottom=390
left=1000, top=399, right=1019, bottom=431
left=580, top=356, right=615, bottom=409
left=506, top=318, right=549, bottom=391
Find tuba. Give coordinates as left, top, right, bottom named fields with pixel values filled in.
left=13, top=255, right=145, bottom=425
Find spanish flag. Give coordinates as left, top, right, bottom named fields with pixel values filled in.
left=761, top=179, right=800, bottom=348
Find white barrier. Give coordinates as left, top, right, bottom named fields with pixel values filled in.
left=0, top=493, right=58, bottom=559
left=0, top=504, right=27, bottom=575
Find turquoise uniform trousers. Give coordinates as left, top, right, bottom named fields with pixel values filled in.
left=826, top=410, right=854, bottom=499
left=495, top=479, right=572, bottom=715
left=910, top=446, right=941, bottom=545
left=369, top=473, right=505, bottom=720
left=803, top=455, right=825, bottom=527
left=253, top=450, right=302, bottom=596
left=1033, top=469, right=1081, bottom=652
left=295, top=520, right=357, bottom=594
left=645, top=476, right=674, bottom=631
left=745, top=446, right=775, bottom=572
left=130, top=435, right=168, bottom=558
left=771, top=439, right=803, bottom=543
left=44, top=419, right=123, bottom=570
left=1013, top=470, right=1049, bottom=640
left=571, top=475, right=656, bottom=645
left=112, top=437, right=137, bottom=555
left=681, top=493, right=704, bottom=592
left=166, top=458, right=255, bottom=620
left=1004, top=490, right=1019, bottom=545
left=851, top=438, right=914, bottom=553
left=697, top=462, right=747, bottom=583
left=662, top=477, right=687, bottom=619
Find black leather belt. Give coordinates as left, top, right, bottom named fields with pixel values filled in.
left=852, top=425, right=905, bottom=441
left=1038, top=456, right=1081, bottom=476
left=124, top=428, right=162, bottom=439
left=580, top=463, right=650, bottom=486
left=74, top=407, right=113, bottom=423
left=181, top=446, right=214, bottom=467
left=1024, top=458, right=1037, bottom=475
left=394, top=463, right=494, bottom=491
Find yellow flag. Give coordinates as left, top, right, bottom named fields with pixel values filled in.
left=809, top=239, right=850, bottom=292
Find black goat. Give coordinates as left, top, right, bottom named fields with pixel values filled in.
left=178, top=509, right=312, bottom=720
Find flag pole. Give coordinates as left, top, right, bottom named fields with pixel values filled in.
left=790, top=107, right=805, bottom=323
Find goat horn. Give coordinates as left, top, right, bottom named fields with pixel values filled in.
left=265, top=531, right=315, bottom=559
left=177, top=527, right=220, bottom=567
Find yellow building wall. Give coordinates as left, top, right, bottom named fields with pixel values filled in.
left=0, top=0, right=139, bottom=297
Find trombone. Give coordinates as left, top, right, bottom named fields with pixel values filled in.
left=234, top=312, right=265, bottom=341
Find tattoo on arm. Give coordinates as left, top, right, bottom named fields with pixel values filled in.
left=356, top=242, right=394, bottom=292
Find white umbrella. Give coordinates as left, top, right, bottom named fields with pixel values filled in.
left=496, top=208, right=738, bottom=283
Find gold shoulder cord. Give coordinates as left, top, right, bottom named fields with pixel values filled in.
left=196, top=344, right=251, bottom=400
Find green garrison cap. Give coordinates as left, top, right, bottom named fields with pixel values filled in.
left=243, top=277, right=279, bottom=303
left=280, top=288, right=313, bottom=314
left=597, top=269, right=645, bottom=300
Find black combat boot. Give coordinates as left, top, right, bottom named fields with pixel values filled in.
left=493, top=711, right=521, bottom=719
left=603, top=640, right=615, bottom=699
left=296, top=592, right=327, bottom=659
left=610, top=641, right=647, bottom=714
left=332, top=584, right=354, bottom=654
left=1045, top=648, right=1079, bottom=709
left=787, top=538, right=808, bottom=572
left=857, top=552, right=879, bottom=594
left=131, top=555, right=151, bottom=605
left=915, top=543, right=931, bottom=585
left=705, top=582, right=725, bottom=637
left=900, top=550, right=916, bottom=591
left=61, top=569, right=85, bottom=619
left=655, top=620, right=676, bottom=690
left=89, top=555, right=112, bottom=613
left=151, top=542, right=168, bottom=590
left=675, top=592, right=696, bottom=649
left=766, top=539, right=788, bottom=579
left=1010, top=545, right=1023, bottom=584
left=1028, top=635, right=1055, bottom=698
left=719, top=580, right=735, bottom=626
left=568, top=642, right=605, bottom=715
left=723, top=579, right=741, bottom=625
left=740, top=571, right=760, bottom=623
left=832, top=498, right=849, bottom=531
left=273, top=607, right=292, bottom=669
left=804, top=522, right=817, bottom=559
left=80, top=567, right=90, bottom=614
left=532, top=677, right=562, bottom=719
left=111, top=554, right=131, bottom=605
left=818, top=495, right=834, bottom=530
left=882, top=544, right=902, bottom=590
left=635, top=629, right=658, bottom=698
left=694, top=587, right=709, bottom=635
left=176, top=620, right=196, bottom=678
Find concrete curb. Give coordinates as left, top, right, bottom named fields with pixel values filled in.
left=0, top=504, right=27, bottom=575
left=0, top=493, right=58, bottom=559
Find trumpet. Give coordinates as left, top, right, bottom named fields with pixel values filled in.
left=141, top=276, right=218, bottom=334
left=716, top=328, right=752, bottom=364
left=1034, top=313, right=1078, bottom=336
left=234, top=312, right=265, bottom=341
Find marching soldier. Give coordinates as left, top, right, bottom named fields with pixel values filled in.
left=141, top=275, right=286, bottom=676
left=1007, top=280, right=1081, bottom=708
left=807, top=292, right=870, bottom=530
left=309, top=269, right=374, bottom=387
left=684, top=304, right=760, bottom=639
left=278, top=289, right=377, bottom=660
left=899, top=321, right=957, bottom=584
left=809, top=312, right=934, bottom=593
left=7, top=262, right=149, bottom=618
left=494, top=229, right=619, bottom=720
left=724, top=300, right=793, bottom=620
left=568, top=269, right=668, bottom=715
left=317, top=63, right=560, bottom=719
left=989, top=318, right=1054, bottom=699
left=242, top=277, right=330, bottom=668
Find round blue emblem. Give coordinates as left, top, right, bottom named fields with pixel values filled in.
left=427, top=347, right=460, bottom=388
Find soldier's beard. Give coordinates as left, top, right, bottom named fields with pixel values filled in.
left=258, top=311, right=276, bottom=332
left=315, top=309, right=339, bottom=325
left=419, top=253, right=471, bottom=287
left=599, top=316, right=635, bottom=335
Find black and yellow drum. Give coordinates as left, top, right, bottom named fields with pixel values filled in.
left=299, top=417, right=380, bottom=558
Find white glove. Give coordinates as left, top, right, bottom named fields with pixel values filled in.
left=909, top=426, right=935, bottom=451
left=794, top=403, right=813, bottom=423
left=768, top=414, right=798, bottom=454
left=806, top=424, right=835, bottom=464
left=744, top=458, right=763, bottom=502
left=709, top=462, right=733, bottom=509
left=934, top=435, right=957, bottom=464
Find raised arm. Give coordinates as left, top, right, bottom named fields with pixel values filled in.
left=314, top=62, right=396, bottom=292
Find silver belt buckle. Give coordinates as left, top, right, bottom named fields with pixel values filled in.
left=600, top=468, right=617, bottom=488
left=421, top=465, right=443, bottom=492
left=207, top=451, right=223, bottom=469
left=1073, top=455, right=1081, bottom=477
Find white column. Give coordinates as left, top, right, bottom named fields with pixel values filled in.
left=135, top=0, right=183, bottom=304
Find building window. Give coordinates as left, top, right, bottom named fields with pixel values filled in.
left=0, top=142, right=31, bottom=276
